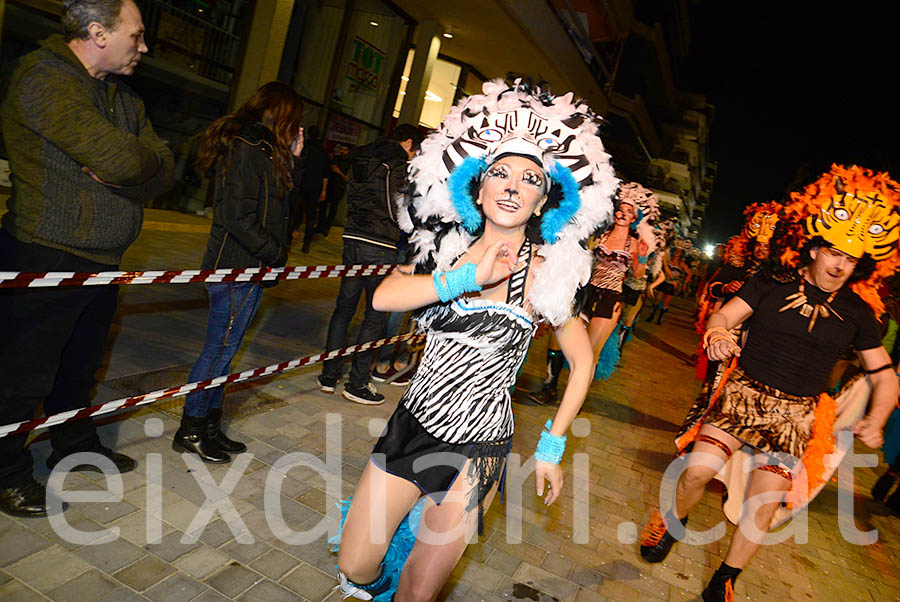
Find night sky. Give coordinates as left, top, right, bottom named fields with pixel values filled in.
left=684, top=1, right=900, bottom=246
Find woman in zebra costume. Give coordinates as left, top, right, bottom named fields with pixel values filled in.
left=334, top=80, right=616, bottom=602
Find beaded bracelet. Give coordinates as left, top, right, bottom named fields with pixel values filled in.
left=432, top=263, right=481, bottom=303
left=535, top=419, right=567, bottom=465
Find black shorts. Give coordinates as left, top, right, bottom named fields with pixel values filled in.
left=656, top=281, right=676, bottom=296
left=585, top=285, right=623, bottom=319
left=371, top=405, right=510, bottom=507
left=622, top=284, right=644, bottom=306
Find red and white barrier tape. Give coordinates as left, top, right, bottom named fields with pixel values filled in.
left=0, top=263, right=395, bottom=288
left=0, top=333, right=422, bottom=439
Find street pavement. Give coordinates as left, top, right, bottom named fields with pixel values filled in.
left=0, top=209, right=898, bottom=601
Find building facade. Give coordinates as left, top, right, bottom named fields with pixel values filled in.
left=0, top=0, right=716, bottom=227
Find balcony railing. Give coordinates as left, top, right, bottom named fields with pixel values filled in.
left=142, top=0, right=241, bottom=85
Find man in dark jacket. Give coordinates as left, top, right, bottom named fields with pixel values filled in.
left=0, top=0, right=174, bottom=517
left=317, top=142, right=351, bottom=237
left=317, top=124, right=423, bottom=404
left=295, top=125, right=330, bottom=253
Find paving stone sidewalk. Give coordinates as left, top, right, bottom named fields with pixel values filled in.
left=0, top=210, right=897, bottom=601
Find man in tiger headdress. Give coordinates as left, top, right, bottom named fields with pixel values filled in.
left=639, top=165, right=900, bottom=602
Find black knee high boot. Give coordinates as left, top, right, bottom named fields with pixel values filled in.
left=529, top=349, right=564, bottom=405
left=656, top=307, right=668, bottom=325
left=207, top=408, right=247, bottom=453
left=173, top=415, right=230, bottom=463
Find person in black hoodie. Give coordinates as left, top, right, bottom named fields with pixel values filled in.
left=296, top=124, right=330, bottom=253
left=317, top=124, right=423, bottom=405
left=172, top=82, right=304, bottom=462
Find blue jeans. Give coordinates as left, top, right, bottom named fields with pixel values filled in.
left=321, top=239, right=397, bottom=387
left=183, top=282, right=263, bottom=418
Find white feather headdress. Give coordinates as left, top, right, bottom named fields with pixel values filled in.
left=398, top=80, right=617, bottom=326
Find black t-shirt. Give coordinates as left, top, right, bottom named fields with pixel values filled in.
left=736, top=273, right=882, bottom=396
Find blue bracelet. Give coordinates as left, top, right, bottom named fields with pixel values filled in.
left=535, top=419, right=567, bottom=464
left=433, top=264, right=481, bottom=303
left=446, top=263, right=480, bottom=298
left=637, top=254, right=649, bottom=264
left=433, top=271, right=452, bottom=302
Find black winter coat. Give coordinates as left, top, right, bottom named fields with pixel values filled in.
left=201, top=123, right=294, bottom=280
left=342, top=138, right=408, bottom=249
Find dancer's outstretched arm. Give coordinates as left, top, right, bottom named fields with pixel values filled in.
left=535, top=315, right=592, bottom=505
left=372, top=239, right=518, bottom=312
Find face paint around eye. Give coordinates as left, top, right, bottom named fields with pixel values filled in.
left=522, top=171, right=544, bottom=188
left=486, top=166, right=509, bottom=179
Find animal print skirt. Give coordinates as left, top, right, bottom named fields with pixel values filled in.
left=686, top=366, right=818, bottom=460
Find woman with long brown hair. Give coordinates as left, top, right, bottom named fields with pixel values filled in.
left=172, top=82, right=304, bottom=462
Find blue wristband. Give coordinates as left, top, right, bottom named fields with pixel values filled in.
left=638, top=254, right=649, bottom=264
left=432, top=271, right=452, bottom=302
left=535, top=419, right=567, bottom=464
left=435, top=263, right=481, bottom=302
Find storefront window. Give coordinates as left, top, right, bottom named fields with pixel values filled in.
left=330, top=0, right=408, bottom=127
left=460, top=70, right=486, bottom=98
left=295, top=0, right=347, bottom=105
left=391, top=49, right=462, bottom=130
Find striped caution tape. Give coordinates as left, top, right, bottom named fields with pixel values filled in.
left=0, top=332, right=422, bottom=439
left=0, top=263, right=395, bottom=288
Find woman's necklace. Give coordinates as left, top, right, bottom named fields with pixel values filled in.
left=778, top=274, right=843, bottom=332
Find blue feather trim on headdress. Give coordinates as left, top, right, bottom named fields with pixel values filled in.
left=542, top=161, right=581, bottom=244
left=629, top=207, right=645, bottom=231
left=447, top=155, right=488, bottom=233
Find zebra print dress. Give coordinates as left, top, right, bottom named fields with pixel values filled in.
left=371, top=239, right=537, bottom=522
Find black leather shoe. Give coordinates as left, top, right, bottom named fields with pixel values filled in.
left=528, top=383, right=558, bottom=405
left=639, top=510, right=687, bottom=563
left=173, top=415, right=230, bottom=463
left=0, top=480, right=56, bottom=517
left=47, top=446, right=137, bottom=474
left=207, top=408, right=247, bottom=453
left=702, top=571, right=737, bottom=602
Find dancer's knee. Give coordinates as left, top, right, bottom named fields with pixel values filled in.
left=337, top=552, right=381, bottom=586
left=679, top=464, right=716, bottom=493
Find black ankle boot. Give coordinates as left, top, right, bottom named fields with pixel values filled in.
left=646, top=305, right=658, bottom=322
left=640, top=509, right=687, bottom=563
left=207, top=408, right=247, bottom=453
left=528, top=382, right=558, bottom=405
left=656, top=308, right=668, bottom=324
left=529, top=349, right=563, bottom=405
left=173, top=415, right=230, bottom=463
left=702, top=562, right=742, bottom=602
